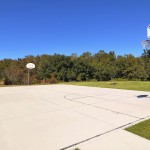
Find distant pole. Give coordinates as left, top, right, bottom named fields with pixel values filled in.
left=28, top=69, right=30, bottom=85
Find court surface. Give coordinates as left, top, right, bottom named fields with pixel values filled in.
left=0, top=84, right=150, bottom=150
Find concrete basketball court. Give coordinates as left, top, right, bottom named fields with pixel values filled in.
left=0, top=84, right=150, bottom=150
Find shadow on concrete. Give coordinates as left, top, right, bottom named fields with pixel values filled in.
left=137, top=95, right=148, bottom=98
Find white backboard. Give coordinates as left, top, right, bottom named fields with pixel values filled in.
left=147, top=25, right=150, bottom=39
left=26, top=63, right=35, bottom=69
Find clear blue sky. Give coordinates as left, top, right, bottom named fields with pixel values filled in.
left=0, top=0, right=150, bottom=59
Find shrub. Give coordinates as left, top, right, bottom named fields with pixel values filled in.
left=73, top=148, right=80, bottom=150
left=49, top=76, right=58, bottom=84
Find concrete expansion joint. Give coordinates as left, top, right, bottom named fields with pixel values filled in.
left=64, top=95, right=141, bottom=119
left=59, top=117, right=149, bottom=150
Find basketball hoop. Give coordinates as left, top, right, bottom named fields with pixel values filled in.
left=142, top=25, right=150, bottom=50
left=26, top=63, right=35, bottom=85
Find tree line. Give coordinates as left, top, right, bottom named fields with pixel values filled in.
left=0, top=50, right=150, bottom=85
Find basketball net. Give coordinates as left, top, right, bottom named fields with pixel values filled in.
left=141, top=40, right=150, bottom=50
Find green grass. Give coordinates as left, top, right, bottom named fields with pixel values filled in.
left=64, top=81, right=150, bottom=92
left=125, top=119, right=150, bottom=140
left=1, top=81, right=150, bottom=92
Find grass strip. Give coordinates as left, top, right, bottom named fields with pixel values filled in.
left=125, top=119, right=150, bottom=140
left=64, top=81, right=150, bottom=92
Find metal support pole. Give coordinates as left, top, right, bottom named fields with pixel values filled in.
left=28, top=69, right=30, bottom=85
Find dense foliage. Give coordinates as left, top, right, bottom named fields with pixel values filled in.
left=0, top=50, right=150, bottom=85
